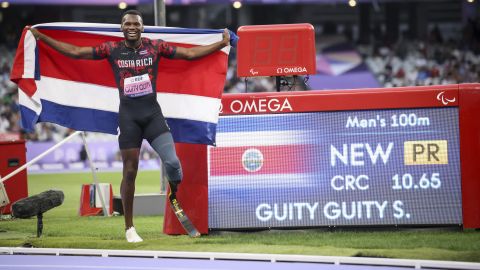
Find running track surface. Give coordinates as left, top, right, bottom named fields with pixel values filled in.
left=0, top=255, right=435, bottom=270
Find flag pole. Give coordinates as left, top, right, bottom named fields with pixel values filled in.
left=155, top=0, right=168, bottom=195
left=154, top=0, right=166, bottom=27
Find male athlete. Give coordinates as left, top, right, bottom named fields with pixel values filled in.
left=28, top=10, right=230, bottom=242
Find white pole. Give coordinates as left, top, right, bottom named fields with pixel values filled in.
left=155, top=0, right=167, bottom=195
left=81, top=132, right=109, bottom=217
left=154, top=0, right=166, bottom=27
left=0, top=131, right=83, bottom=184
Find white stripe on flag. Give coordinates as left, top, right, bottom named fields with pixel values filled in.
left=36, top=76, right=221, bottom=124
left=19, top=88, right=41, bottom=114
left=23, top=31, right=37, bottom=79
left=215, top=131, right=312, bottom=147
left=33, top=22, right=120, bottom=28
left=158, top=93, right=220, bottom=123
left=37, top=76, right=119, bottom=112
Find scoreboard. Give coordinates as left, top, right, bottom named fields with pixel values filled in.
left=209, top=108, right=461, bottom=228
left=237, top=24, right=316, bottom=77
left=206, top=84, right=480, bottom=230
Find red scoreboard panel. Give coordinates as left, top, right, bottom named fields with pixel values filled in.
left=237, top=24, right=316, bottom=77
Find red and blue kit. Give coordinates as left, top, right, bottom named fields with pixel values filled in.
left=93, top=38, right=177, bottom=149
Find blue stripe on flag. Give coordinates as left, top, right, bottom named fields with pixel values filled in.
left=34, top=44, right=41, bottom=80
left=27, top=100, right=217, bottom=145
left=167, top=118, right=217, bottom=145
left=39, top=99, right=119, bottom=134
left=19, top=105, right=39, bottom=132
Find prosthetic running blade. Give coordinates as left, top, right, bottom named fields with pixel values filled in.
left=168, top=182, right=201, bottom=238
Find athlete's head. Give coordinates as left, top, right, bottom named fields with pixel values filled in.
left=121, top=10, right=144, bottom=42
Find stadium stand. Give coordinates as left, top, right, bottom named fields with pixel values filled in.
left=361, top=20, right=480, bottom=88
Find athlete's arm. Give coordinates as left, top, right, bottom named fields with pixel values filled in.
left=28, top=27, right=94, bottom=59
left=173, top=29, right=230, bottom=60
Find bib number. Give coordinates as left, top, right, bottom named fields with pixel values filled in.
left=123, top=74, right=153, bottom=98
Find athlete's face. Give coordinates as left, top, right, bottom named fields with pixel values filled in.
left=121, top=14, right=144, bottom=42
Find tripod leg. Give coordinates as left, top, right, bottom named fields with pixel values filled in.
left=37, top=213, right=43, bottom=237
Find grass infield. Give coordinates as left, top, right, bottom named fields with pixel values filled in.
left=0, top=171, right=479, bottom=262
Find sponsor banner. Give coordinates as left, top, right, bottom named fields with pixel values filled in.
left=220, top=85, right=459, bottom=116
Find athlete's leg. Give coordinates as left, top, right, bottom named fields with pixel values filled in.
left=144, top=112, right=182, bottom=184
left=144, top=113, right=200, bottom=237
left=150, top=132, right=183, bottom=183
left=120, top=148, right=140, bottom=230
left=118, top=111, right=143, bottom=242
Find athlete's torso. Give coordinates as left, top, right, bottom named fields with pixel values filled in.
left=93, top=38, right=176, bottom=116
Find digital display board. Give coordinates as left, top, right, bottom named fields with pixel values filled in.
left=208, top=107, right=462, bottom=229
left=237, top=24, right=316, bottom=77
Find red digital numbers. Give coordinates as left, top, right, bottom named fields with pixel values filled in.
left=278, top=34, right=298, bottom=65
left=251, top=36, right=272, bottom=66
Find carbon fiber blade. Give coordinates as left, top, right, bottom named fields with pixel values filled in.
left=168, top=182, right=201, bottom=238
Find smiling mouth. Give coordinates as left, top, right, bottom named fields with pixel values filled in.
left=127, top=31, right=138, bottom=38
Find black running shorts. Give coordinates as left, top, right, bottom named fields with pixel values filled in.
left=118, top=105, right=170, bottom=149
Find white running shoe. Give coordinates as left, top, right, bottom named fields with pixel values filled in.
left=125, top=227, right=143, bottom=243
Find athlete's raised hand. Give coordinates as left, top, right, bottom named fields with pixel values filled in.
left=222, top=28, right=231, bottom=47
left=24, top=25, right=94, bottom=59
left=174, top=28, right=231, bottom=60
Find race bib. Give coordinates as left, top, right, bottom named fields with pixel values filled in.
left=123, top=74, right=153, bottom=98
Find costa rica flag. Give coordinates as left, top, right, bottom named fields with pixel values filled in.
left=10, top=23, right=237, bottom=145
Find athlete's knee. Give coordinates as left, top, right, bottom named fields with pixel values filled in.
left=150, top=133, right=183, bottom=183
left=164, top=157, right=182, bottom=184
left=124, top=169, right=137, bottom=183
left=123, top=160, right=139, bottom=183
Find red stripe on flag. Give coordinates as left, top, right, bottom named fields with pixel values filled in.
left=10, top=28, right=37, bottom=97
left=36, top=29, right=226, bottom=98
left=156, top=50, right=227, bottom=98
left=38, top=29, right=121, bottom=89
left=18, top=79, right=37, bottom=97
left=209, top=145, right=313, bottom=176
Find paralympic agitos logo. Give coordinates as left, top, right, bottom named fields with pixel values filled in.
left=220, top=98, right=293, bottom=114
left=436, top=91, right=456, bottom=105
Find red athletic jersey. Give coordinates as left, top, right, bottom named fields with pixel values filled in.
left=92, top=38, right=176, bottom=105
